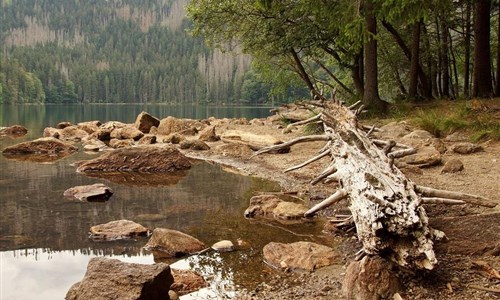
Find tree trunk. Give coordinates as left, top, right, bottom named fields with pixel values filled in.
left=408, top=20, right=421, bottom=100
left=289, top=47, right=318, bottom=98
left=352, top=51, right=365, bottom=97
left=496, top=2, right=500, bottom=96
left=472, top=0, right=493, bottom=98
left=464, top=0, right=472, bottom=98
left=363, top=1, right=386, bottom=112
left=440, top=16, right=450, bottom=98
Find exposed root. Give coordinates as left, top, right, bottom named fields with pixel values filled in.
left=284, top=150, right=331, bottom=173
left=251, top=135, right=330, bottom=157
left=415, top=185, right=496, bottom=208
left=421, top=197, right=466, bottom=205
left=304, top=189, right=348, bottom=217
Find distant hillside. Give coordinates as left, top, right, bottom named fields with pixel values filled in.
left=0, top=0, right=252, bottom=104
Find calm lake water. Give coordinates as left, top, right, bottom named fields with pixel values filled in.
left=0, top=104, right=328, bottom=299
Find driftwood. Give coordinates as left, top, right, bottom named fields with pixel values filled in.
left=253, top=99, right=496, bottom=270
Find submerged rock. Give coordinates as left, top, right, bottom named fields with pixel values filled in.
left=2, top=137, right=78, bottom=157
left=76, top=145, right=191, bottom=173
left=66, top=257, right=173, bottom=300
left=272, top=201, right=309, bottom=220
left=63, top=183, right=113, bottom=202
left=135, top=111, right=160, bottom=133
left=0, top=125, right=28, bottom=137
left=263, top=241, right=339, bottom=271
left=171, top=269, right=207, bottom=295
left=144, top=228, right=206, bottom=258
left=89, top=220, right=150, bottom=240
left=244, top=195, right=282, bottom=218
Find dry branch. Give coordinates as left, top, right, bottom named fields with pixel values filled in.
left=421, top=198, right=466, bottom=205
left=284, top=150, right=331, bottom=173
left=304, top=189, right=348, bottom=217
left=415, top=185, right=496, bottom=208
left=251, top=135, right=330, bottom=157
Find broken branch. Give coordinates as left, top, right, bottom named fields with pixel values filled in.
left=252, top=135, right=330, bottom=157
left=421, top=198, right=466, bottom=205
left=284, top=150, right=331, bottom=173
left=415, top=185, right=496, bottom=208
left=304, top=189, right=348, bottom=217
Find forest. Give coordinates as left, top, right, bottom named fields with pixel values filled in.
left=189, top=0, right=500, bottom=112
left=1, top=0, right=500, bottom=108
left=0, top=0, right=305, bottom=104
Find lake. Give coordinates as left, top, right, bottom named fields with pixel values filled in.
left=0, top=104, right=327, bottom=299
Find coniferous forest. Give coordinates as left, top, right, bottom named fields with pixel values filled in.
left=0, top=0, right=305, bottom=104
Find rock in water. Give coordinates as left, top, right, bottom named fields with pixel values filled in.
left=66, top=257, right=173, bottom=300
left=244, top=195, right=283, bottom=218
left=63, top=183, right=113, bottom=202
left=171, top=269, right=207, bottom=295
left=211, top=240, right=235, bottom=252
left=263, top=241, right=339, bottom=271
left=0, top=125, right=28, bottom=137
left=135, top=111, right=161, bottom=133
left=2, top=137, right=78, bottom=157
left=272, top=202, right=308, bottom=220
left=76, top=145, right=191, bottom=173
left=89, top=220, right=150, bottom=240
left=144, top=228, right=206, bottom=258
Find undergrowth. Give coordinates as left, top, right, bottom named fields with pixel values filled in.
left=375, top=99, right=500, bottom=142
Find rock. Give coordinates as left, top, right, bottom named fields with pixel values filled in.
left=263, top=241, right=339, bottom=271
left=65, top=257, right=173, bottom=300
left=394, top=162, right=423, bottom=175
left=76, top=145, right=191, bottom=173
left=441, top=159, right=464, bottom=173
left=444, top=132, right=469, bottom=142
left=198, top=125, right=220, bottom=142
left=403, top=129, right=435, bottom=140
left=221, top=130, right=285, bottom=150
left=160, top=133, right=185, bottom=144
left=89, top=220, right=150, bottom=240
left=157, top=116, right=203, bottom=136
left=249, top=118, right=265, bottom=126
left=450, top=142, right=483, bottom=154
left=2, top=137, right=78, bottom=156
left=60, top=126, right=89, bottom=141
left=111, top=126, right=144, bottom=141
left=244, top=195, right=283, bottom=218
left=272, top=202, right=309, bottom=220
left=101, top=121, right=128, bottom=131
left=77, top=121, right=101, bottom=134
left=171, top=269, right=207, bottom=295
left=109, top=138, right=134, bottom=149
left=178, top=127, right=198, bottom=136
left=0, top=125, right=28, bottom=137
left=229, top=118, right=250, bottom=125
left=83, top=140, right=107, bottom=152
left=138, top=134, right=157, bottom=145
left=143, top=228, right=206, bottom=258
left=431, top=138, right=447, bottom=154
left=43, top=127, right=61, bottom=138
left=135, top=111, right=160, bottom=133
left=278, top=109, right=311, bottom=123
left=168, top=290, right=179, bottom=300
left=374, top=121, right=412, bottom=140
left=399, top=146, right=441, bottom=168
left=179, top=139, right=210, bottom=150
left=343, top=256, right=401, bottom=300
left=211, top=240, right=235, bottom=252
left=56, top=121, right=73, bottom=129
left=63, top=183, right=113, bottom=201
left=215, top=143, right=253, bottom=158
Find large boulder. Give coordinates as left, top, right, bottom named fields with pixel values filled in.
left=171, top=269, right=207, bottom=296
left=215, top=143, right=254, bottom=158
left=2, top=137, right=78, bottom=156
left=373, top=121, right=412, bottom=140
left=263, top=241, right=340, bottom=271
left=135, top=111, right=160, bottom=133
left=63, top=183, right=113, bottom=202
left=157, top=116, right=204, bottom=136
left=109, top=138, right=134, bottom=149
left=89, top=220, right=150, bottom=240
left=43, top=127, right=61, bottom=138
left=76, top=145, right=191, bottom=173
left=179, top=139, right=210, bottom=151
left=343, top=256, right=401, bottom=300
left=143, top=228, right=206, bottom=258
left=60, top=125, right=89, bottom=141
left=0, top=125, right=28, bottom=137
left=66, top=257, right=173, bottom=300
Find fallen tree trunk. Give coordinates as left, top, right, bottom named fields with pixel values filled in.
left=254, top=99, right=495, bottom=270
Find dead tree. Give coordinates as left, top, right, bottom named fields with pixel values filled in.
left=253, top=99, right=495, bottom=270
